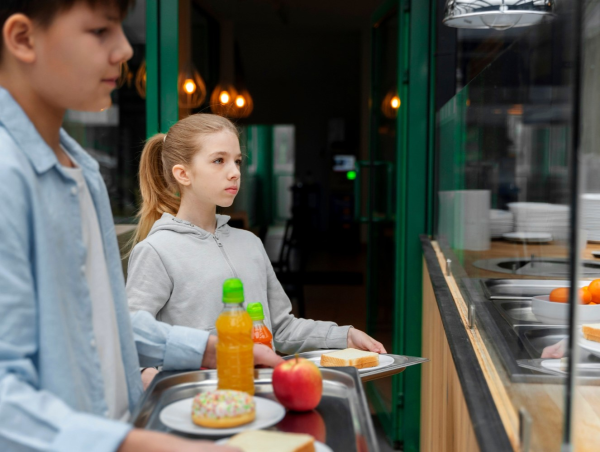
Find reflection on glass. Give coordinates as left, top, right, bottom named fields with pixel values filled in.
left=434, top=2, right=600, bottom=447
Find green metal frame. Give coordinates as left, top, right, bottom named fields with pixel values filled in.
left=400, top=1, right=433, bottom=450
left=146, top=0, right=179, bottom=138
left=366, top=0, right=435, bottom=449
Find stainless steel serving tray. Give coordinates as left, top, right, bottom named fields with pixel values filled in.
left=284, top=351, right=428, bottom=382
left=131, top=367, right=380, bottom=452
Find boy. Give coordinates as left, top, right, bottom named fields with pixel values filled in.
left=0, top=1, right=282, bottom=451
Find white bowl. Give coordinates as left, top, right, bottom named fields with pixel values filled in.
left=532, top=295, right=600, bottom=325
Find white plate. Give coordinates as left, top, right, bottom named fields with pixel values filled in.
left=503, top=232, right=553, bottom=243
left=308, top=353, right=395, bottom=373
left=216, top=437, right=332, bottom=451
left=160, top=396, right=285, bottom=436
left=541, top=359, right=566, bottom=373
left=532, top=295, right=600, bottom=324
left=579, top=330, right=600, bottom=359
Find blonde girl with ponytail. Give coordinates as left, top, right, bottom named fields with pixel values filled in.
left=126, top=113, right=386, bottom=356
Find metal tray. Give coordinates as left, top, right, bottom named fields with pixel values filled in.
left=284, top=351, right=428, bottom=382
left=481, top=279, right=571, bottom=300
left=131, top=367, right=380, bottom=452
left=517, top=358, right=600, bottom=381
left=492, top=300, right=540, bottom=326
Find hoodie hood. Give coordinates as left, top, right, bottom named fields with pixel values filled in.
left=148, top=212, right=231, bottom=238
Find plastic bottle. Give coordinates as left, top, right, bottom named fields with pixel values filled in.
left=216, top=278, right=255, bottom=395
left=247, top=302, right=274, bottom=350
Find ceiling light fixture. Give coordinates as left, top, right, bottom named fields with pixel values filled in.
left=443, top=0, right=554, bottom=30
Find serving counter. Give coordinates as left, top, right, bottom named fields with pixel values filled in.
left=421, top=237, right=600, bottom=452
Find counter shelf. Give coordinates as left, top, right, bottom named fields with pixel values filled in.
left=131, top=367, right=380, bottom=452
left=283, top=351, right=428, bottom=382
left=464, top=278, right=600, bottom=384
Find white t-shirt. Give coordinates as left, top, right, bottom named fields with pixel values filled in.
left=62, top=156, right=130, bottom=421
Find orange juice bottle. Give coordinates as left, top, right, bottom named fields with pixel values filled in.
left=216, top=278, right=255, bottom=395
left=247, top=302, right=274, bottom=350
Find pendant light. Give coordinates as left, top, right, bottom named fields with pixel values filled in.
left=443, top=0, right=554, bottom=30
left=178, top=61, right=207, bottom=108
left=381, top=90, right=400, bottom=119
left=210, top=82, right=239, bottom=117
left=230, top=88, right=254, bottom=118
left=135, top=59, right=147, bottom=99
left=210, top=20, right=254, bottom=118
left=229, top=43, right=253, bottom=119
left=117, top=61, right=130, bottom=89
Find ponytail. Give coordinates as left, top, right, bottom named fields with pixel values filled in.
left=125, top=133, right=180, bottom=257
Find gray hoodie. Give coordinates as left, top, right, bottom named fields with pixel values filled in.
left=126, top=213, right=350, bottom=354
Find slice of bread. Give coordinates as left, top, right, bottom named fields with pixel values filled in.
left=582, top=323, right=600, bottom=343
left=225, top=430, right=315, bottom=452
left=320, top=348, right=379, bottom=369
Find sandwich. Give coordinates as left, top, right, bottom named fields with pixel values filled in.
left=582, top=323, right=600, bottom=343
left=224, top=430, right=315, bottom=452
left=320, top=348, right=379, bottom=369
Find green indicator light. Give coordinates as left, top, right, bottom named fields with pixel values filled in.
left=347, top=170, right=357, bottom=181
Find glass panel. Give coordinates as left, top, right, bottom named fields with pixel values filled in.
left=576, top=1, right=600, bottom=448
left=63, top=1, right=147, bottom=222
left=434, top=2, right=592, bottom=449
left=367, top=8, right=398, bottom=420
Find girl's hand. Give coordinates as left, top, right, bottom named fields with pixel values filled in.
left=541, top=338, right=567, bottom=359
left=347, top=328, right=387, bottom=353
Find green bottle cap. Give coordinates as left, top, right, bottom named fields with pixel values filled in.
left=246, top=302, right=265, bottom=320
left=222, top=278, right=244, bottom=303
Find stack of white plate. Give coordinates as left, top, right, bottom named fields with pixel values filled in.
left=582, top=194, right=600, bottom=242
left=507, top=202, right=569, bottom=241
left=490, top=209, right=514, bottom=238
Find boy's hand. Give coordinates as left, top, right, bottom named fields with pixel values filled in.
left=347, top=328, right=387, bottom=354
left=201, top=336, right=284, bottom=369
left=118, top=429, right=241, bottom=452
left=253, top=343, right=284, bottom=367
left=201, top=335, right=218, bottom=368
left=141, top=368, right=159, bottom=391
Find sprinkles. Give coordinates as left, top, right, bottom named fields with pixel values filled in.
left=192, top=390, right=255, bottom=420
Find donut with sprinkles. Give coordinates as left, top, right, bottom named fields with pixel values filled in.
left=191, top=389, right=256, bottom=428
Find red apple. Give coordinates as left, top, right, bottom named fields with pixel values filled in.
left=272, top=357, right=323, bottom=411
left=277, top=410, right=326, bottom=443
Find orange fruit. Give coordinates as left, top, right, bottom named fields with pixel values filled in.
left=548, top=287, right=591, bottom=304
left=590, top=302, right=597, bottom=305
left=581, top=286, right=592, bottom=304
left=589, top=279, right=600, bottom=303
left=549, top=288, right=569, bottom=303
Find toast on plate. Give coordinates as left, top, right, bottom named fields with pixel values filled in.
left=320, top=348, right=379, bottom=369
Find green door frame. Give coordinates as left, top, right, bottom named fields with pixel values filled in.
left=367, top=0, right=435, bottom=449
left=146, top=0, right=179, bottom=137
left=400, top=1, right=434, bottom=450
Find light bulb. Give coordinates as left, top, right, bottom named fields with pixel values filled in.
left=235, top=95, right=246, bottom=108
left=391, top=96, right=400, bottom=109
left=183, top=79, right=196, bottom=94
left=219, top=91, right=231, bottom=104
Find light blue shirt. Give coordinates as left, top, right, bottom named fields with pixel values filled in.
left=0, top=87, right=210, bottom=452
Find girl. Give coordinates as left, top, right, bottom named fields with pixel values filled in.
left=126, top=113, right=385, bottom=355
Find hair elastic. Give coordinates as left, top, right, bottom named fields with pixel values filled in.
left=163, top=134, right=167, bottom=143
